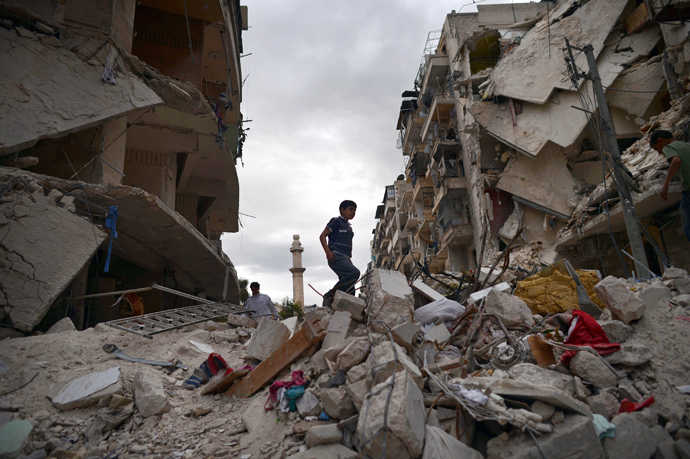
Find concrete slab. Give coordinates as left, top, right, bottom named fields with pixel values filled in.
left=322, top=311, right=351, bottom=350
left=246, top=318, right=291, bottom=361
left=490, top=379, right=592, bottom=418
left=366, top=269, right=414, bottom=332
left=332, top=291, right=365, bottom=322
left=53, top=366, right=122, bottom=411
left=411, top=279, right=446, bottom=302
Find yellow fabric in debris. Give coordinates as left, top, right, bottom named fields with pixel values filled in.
left=514, top=265, right=605, bottom=315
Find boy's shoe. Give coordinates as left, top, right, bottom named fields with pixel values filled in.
left=322, top=297, right=333, bottom=309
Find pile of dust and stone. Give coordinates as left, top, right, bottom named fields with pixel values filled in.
left=1, top=268, right=690, bottom=459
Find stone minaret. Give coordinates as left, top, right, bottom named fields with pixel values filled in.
left=289, top=234, right=306, bottom=306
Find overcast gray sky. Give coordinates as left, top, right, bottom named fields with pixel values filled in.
left=221, top=0, right=531, bottom=306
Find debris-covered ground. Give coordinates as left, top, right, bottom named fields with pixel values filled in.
left=1, top=267, right=690, bottom=459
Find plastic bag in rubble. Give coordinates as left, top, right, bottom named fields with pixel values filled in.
left=414, top=298, right=465, bottom=325
left=85, top=394, right=134, bottom=445
left=422, top=425, right=483, bottom=459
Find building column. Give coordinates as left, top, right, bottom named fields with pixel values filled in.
left=289, top=234, right=306, bottom=306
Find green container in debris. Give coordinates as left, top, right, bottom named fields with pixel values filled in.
left=0, top=420, right=33, bottom=455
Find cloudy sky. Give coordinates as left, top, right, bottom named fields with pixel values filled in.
left=221, top=0, right=529, bottom=306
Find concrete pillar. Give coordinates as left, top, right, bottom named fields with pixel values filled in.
left=289, top=234, right=306, bottom=306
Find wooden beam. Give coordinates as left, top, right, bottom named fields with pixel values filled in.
left=224, top=318, right=325, bottom=398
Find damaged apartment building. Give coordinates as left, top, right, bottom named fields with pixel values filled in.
left=372, top=0, right=690, bottom=281
left=0, top=0, right=248, bottom=335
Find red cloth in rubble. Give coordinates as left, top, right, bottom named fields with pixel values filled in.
left=618, top=395, right=655, bottom=414
left=265, top=370, right=307, bottom=410
left=561, top=310, right=621, bottom=365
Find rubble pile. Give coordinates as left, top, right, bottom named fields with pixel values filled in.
left=1, top=267, right=690, bottom=458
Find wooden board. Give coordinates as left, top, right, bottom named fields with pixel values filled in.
left=224, top=318, right=325, bottom=398
left=200, top=369, right=250, bottom=395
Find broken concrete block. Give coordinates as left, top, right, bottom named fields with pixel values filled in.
left=296, top=390, right=322, bottom=418
left=484, top=289, right=534, bottom=327
left=509, top=363, right=575, bottom=396
left=285, top=443, right=357, bottom=459
left=282, top=317, right=299, bottom=337
left=586, top=391, right=620, bottom=420
left=663, top=268, right=688, bottom=280
left=604, top=343, right=654, bottom=367
left=569, top=351, right=617, bottom=387
left=490, top=379, right=592, bottom=418
left=357, top=371, right=426, bottom=459
left=531, top=401, right=555, bottom=422
left=423, top=425, right=483, bottom=459
left=425, top=324, right=451, bottom=344
left=675, top=439, right=690, bottom=459
left=332, top=290, right=365, bottom=322
left=319, top=388, right=356, bottom=420
left=46, top=317, right=77, bottom=334
left=637, top=284, right=672, bottom=310
left=391, top=322, right=422, bottom=350
left=368, top=341, right=423, bottom=390
left=309, top=348, right=329, bottom=373
left=322, top=311, right=351, bottom=350
left=346, top=362, right=367, bottom=383
left=0, top=419, right=33, bottom=457
left=486, top=414, right=604, bottom=458
left=599, top=320, right=634, bottom=343
left=673, top=278, right=690, bottom=295
left=335, top=336, right=370, bottom=371
left=618, top=379, right=643, bottom=403
left=305, top=423, right=342, bottom=447
left=133, top=369, right=171, bottom=418
left=345, top=377, right=371, bottom=411
left=593, top=276, right=646, bottom=323
left=366, top=269, right=414, bottom=332
left=604, top=413, right=659, bottom=459
left=226, top=314, right=257, bottom=328
left=246, top=318, right=291, bottom=361
left=213, top=330, right=240, bottom=344
left=53, top=367, right=122, bottom=411
left=468, top=282, right=511, bottom=304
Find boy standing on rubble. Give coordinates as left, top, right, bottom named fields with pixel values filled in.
left=650, top=130, right=690, bottom=241
left=319, top=200, right=360, bottom=308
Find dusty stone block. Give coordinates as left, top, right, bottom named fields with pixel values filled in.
left=486, top=414, right=604, bottom=458
left=322, top=311, right=351, bottom=350
left=675, top=439, right=690, bottom=459
left=599, top=320, right=634, bottom=343
left=346, top=362, right=367, bottom=383
left=213, top=330, right=240, bottom=344
left=246, top=318, right=290, bottom=361
left=490, top=379, right=592, bottom=418
left=134, top=369, right=171, bottom=418
left=345, top=377, right=371, bottom=411
left=586, top=391, right=620, bottom=420
left=46, top=317, right=77, bottom=334
left=569, top=351, right=617, bottom=387
left=663, top=268, right=688, bottom=280
left=226, top=314, right=257, bottom=328
left=357, top=371, right=426, bottom=459
left=367, top=341, right=423, bottom=390
left=332, top=290, right=365, bottom=321
left=594, top=276, right=646, bottom=323
left=673, top=278, right=690, bottom=295
left=637, top=284, right=672, bottom=309
left=305, top=423, right=342, bottom=447
left=366, top=269, right=414, bottom=332
left=509, top=363, right=575, bottom=395
left=296, top=390, right=322, bottom=418
left=604, top=343, right=654, bottom=367
left=425, top=324, right=451, bottom=343
left=53, top=367, right=122, bottom=411
left=391, top=322, right=422, bottom=350
left=423, top=425, right=483, bottom=459
left=319, top=388, right=356, bottom=420
left=531, top=401, right=555, bottom=422
left=484, top=289, right=534, bottom=327
left=604, top=413, right=659, bottom=459
left=335, top=337, right=370, bottom=371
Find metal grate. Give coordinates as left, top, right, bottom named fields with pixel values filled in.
left=105, top=301, right=249, bottom=339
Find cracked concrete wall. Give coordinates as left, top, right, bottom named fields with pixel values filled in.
left=0, top=172, right=107, bottom=331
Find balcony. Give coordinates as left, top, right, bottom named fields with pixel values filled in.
left=421, top=93, right=455, bottom=142
left=420, top=55, right=450, bottom=96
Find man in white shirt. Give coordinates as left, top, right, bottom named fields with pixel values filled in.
left=244, top=282, right=279, bottom=319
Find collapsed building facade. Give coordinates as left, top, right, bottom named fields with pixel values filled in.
left=372, top=0, right=690, bottom=281
left=0, top=0, right=248, bottom=333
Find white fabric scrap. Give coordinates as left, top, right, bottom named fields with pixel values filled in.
left=448, top=383, right=488, bottom=406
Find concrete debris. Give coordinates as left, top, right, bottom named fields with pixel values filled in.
left=332, top=290, right=366, bottom=322
left=246, top=318, right=291, bottom=361
left=1, top=267, right=688, bottom=459
left=604, top=413, right=660, bottom=459
left=322, top=311, right=352, bottom=350
left=46, top=317, right=77, bottom=334
left=226, top=314, right=257, bottom=329
left=133, top=369, right=171, bottom=418
left=594, top=276, right=647, bottom=324
left=357, top=371, right=426, bottom=459
left=414, top=298, right=466, bottom=325
left=366, top=268, right=414, bottom=332
left=52, top=367, right=122, bottom=411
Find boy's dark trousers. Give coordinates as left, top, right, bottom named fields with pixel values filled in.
left=324, top=253, right=360, bottom=301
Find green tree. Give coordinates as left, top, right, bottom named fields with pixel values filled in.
left=239, top=278, right=249, bottom=305
left=278, top=296, right=304, bottom=322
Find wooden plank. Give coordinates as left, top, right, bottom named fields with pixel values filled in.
left=224, top=318, right=325, bottom=398
left=200, top=369, right=250, bottom=395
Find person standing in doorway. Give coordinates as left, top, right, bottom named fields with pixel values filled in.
left=319, top=200, right=360, bottom=308
left=650, top=130, right=690, bottom=241
left=244, top=282, right=279, bottom=319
